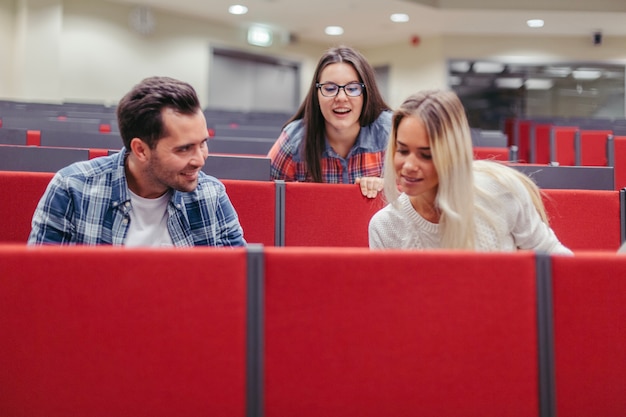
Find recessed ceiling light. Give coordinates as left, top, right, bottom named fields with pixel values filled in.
left=229, top=4, right=248, bottom=15
left=390, top=13, right=409, bottom=23
left=325, top=26, right=344, bottom=36
left=527, top=19, right=544, bottom=28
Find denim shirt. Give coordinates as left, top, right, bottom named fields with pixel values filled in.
left=27, top=150, right=245, bottom=247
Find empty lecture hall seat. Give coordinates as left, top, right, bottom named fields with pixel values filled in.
left=505, top=119, right=533, bottom=163
left=551, top=253, right=626, bottom=417
left=612, top=135, right=626, bottom=190
left=473, top=146, right=510, bottom=161
left=0, top=245, right=247, bottom=417
left=39, top=130, right=123, bottom=150
left=222, top=179, right=276, bottom=246
left=0, top=127, right=28, bottom=145
left=0, top=115, right=103, bottom=133
left=105, top=150, right=272, bottom=181
left=212, top=123, right=281, bottom=139
left=0, top=145, right=90, bottom=172
left=541, top=189, right=622, bottom=251
left=263, top=248, right=541, bottom=417
left=0, top=170, right=53, bottom=243
left=202, top=154, right=271, bottom=181
left=208, top=136, right=275, bottom=156
left=551, top=126, right=578, bottom=166
left=578, top=130, right=612, bottom=166
left=282, top=182, right=384, bottom=247
left=511, top=164, right=614, bottom=190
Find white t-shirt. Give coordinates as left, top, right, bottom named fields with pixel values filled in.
left=125, top=189, right=174, bottom=247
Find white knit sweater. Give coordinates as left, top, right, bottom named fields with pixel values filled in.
left=368, top=171, right=572, bottom=254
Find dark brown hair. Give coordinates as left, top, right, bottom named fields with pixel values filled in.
left=285, top=46, right=390, bottom=182
left=117, top=76, right=201, bottom=150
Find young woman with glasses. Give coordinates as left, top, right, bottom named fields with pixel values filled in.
left=267, top=46, right=391, bottom=198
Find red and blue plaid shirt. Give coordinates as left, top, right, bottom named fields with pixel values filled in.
left=268, top=111, right=392, bottom=183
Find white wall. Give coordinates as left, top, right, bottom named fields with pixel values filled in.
left=364, top=36, right=448, bottom=108
left=2, top=0, right=626, bottom=112
left=59, top=0, right=322, bottom=107
left=0, top=0, right=15, bottom=98
left=15, top=0, right=63, bottom=101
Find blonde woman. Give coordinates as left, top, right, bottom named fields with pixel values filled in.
left=368, top=89, right=572, bottom=254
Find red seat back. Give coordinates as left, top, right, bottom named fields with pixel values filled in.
left=0, top=170, right=53, bottom=242
left=264, top=248, right=540, bottom=417
left=542, top=189, right=621, bottom=251
left=0, top=245, right=248, bottom=417
left=223, top=179, right=276, bottom=246
left=580, top=130, right=612, bottom=166
left=552, top=253, right=626, bottom=417
left=283, top=182, right=384, bottom=247
left=613, top=135, right=626, bottom=190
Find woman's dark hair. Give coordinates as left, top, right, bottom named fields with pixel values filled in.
left=285, top=46, right=390, bottom=182
left=117, top=76, right=201, bottom=150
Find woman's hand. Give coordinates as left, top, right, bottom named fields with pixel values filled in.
left=355, top=177, right=383, bottom=199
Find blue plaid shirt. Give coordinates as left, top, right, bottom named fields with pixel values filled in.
left=28, top=150, right=246, bottom=247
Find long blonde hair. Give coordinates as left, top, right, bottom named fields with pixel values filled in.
left=382, top=90, right=548, bottom=249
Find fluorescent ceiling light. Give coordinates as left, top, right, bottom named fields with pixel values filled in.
left=390, top=13, right=409, bottom=23
left=526, top=19, right=544, bottom=28
left=525, top=79, right=554, bottom=90
left=495, top=78, right=524, bottom=89
left=247, top=25, right=272, bottom=47
left=325, top=26, right=344, bottom=36
left=228, top=4, right=248, bottom=15
left=473, top=62, right=505, bottom=73
left=572, top=69, right=602, bottom=80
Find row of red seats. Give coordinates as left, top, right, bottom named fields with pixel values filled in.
left=1, top=245, right=625, bottom=416
left=0, top=170, right=623, bottom=251
left=503, top=119, right=626, bottom=189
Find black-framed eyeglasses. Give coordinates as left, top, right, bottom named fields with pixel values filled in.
left=316, top=82, right=365, bottom=97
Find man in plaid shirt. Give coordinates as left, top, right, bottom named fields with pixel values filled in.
left=28, top=76, right=245, bottom=247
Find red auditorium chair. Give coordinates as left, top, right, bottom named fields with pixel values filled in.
left=282, top=182, right=385, bottom=247
left=0, top=245, right=248, bottom=417
left=551, top=253, right=626, bottom=417
left=264, top=247, right=541, bottom=417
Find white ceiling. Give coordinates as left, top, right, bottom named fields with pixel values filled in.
left=106, top=0, right=626, bottom=48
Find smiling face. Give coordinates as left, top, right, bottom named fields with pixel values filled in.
left=138, top=108, right=209, bottom=197
left=393, top=115, right=439, bottom=205
left=317, top=62, right=364, bottom=140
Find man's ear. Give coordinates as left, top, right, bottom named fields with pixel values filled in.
left=129, top=137, right=150, bottom=162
